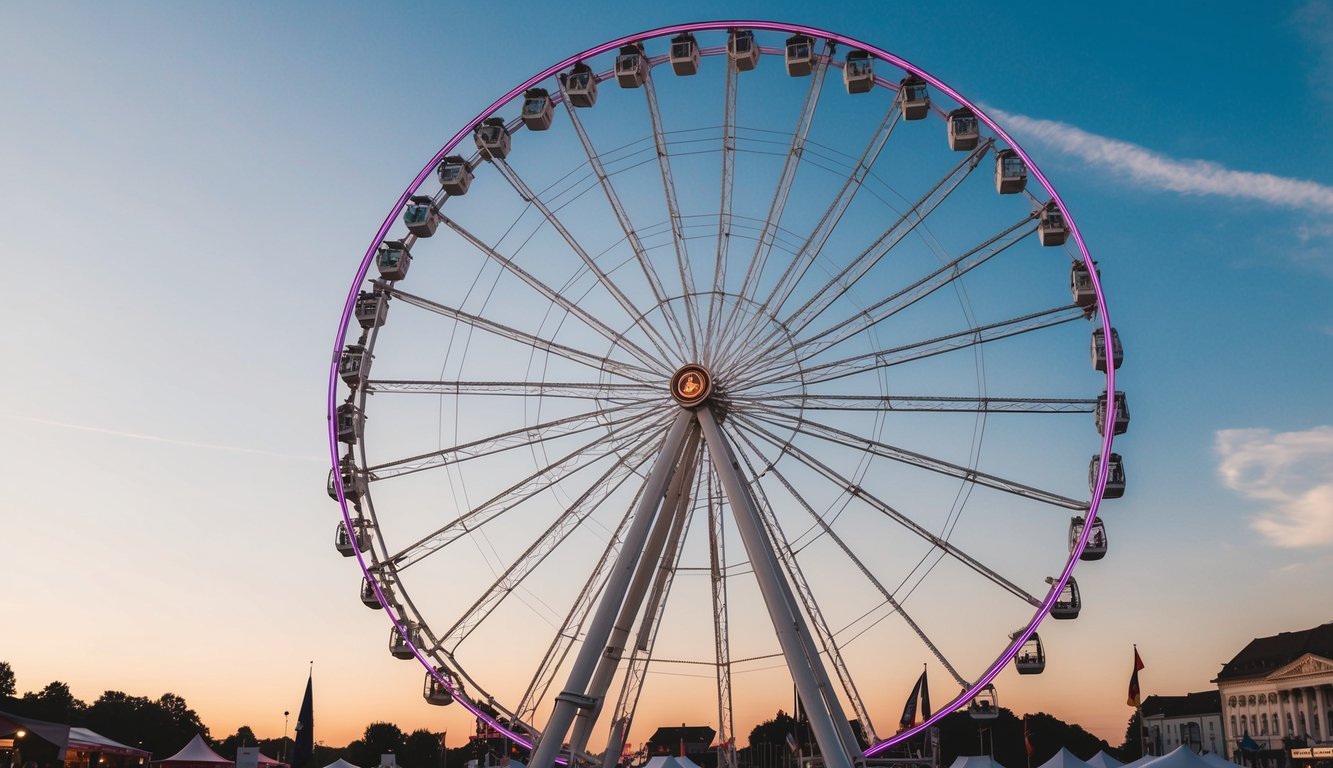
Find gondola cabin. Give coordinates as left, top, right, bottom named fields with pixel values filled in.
left=995, top=148, right=1027, bottom=194
left=615, top=43, right=647, bottom=88
left=844, top=50, right=875, bottom=94
left=327, top=459, right=366, bottom=502
left=339, top=344, right=370, bottom=388
left=355, top=289, right=388, bottom=331
left=334, top=518, right=370, bottom=556
left=1090, top=453, right=1126, bottom=499
left=1013, top=633, right=1046, bottom=674
left=390, top=621, right=422, bottom=659
left=969, top=685, right=999, bottom=720
left=437, top=155, right=473, bottom=196
left=1070, top=261, right=1098, bottom=310
left=474, top=117, right=511, bottom=160
left=670, top=33, right=700, bottom=76
left=898, top=74, right=929, bottom=118
left=1070, top=515, right=1108, bottom=561
left=1091, top=327, right=1123, bottom=372
left=336, top=403, right=364, bottom=445
left=521, top=88, right=554, bottom=131
left=728, top=29, right=759, bottom=71
left=1049, top=576, right=1081, bottom=620
left=784, top=34, right=815, bottom=76
left=376, top=240, right=411, bottom=281
left=1038, top=201, right=1068, bottom=246
left=403, top=195, right=441, bottom=238
left=948, top=107, right=980, bottom=151
left=424, top=670, right=454, bottom=705
left=360, top=573, right=389, bottom=608
left=564, top=62, right=598, bottom=107
left=1096, top=390, right=1130, bottom=436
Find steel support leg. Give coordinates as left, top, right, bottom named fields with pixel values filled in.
left=697, top=407, right=861, bottom=768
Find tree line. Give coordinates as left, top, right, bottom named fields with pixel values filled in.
left=3, top=661, right=1144, bottom=768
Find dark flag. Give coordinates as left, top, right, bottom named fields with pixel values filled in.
left=899, top=669, right=929, bottom=730
left=1126, top=647, right=1144, bottom=707
left=1024, top=716, right=1034, bottom=758
left=919, top=667, right=931, bottom=720
left=292, top=672, right=314, bottom=768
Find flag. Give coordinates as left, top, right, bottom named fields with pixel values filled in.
left=292, top=672, right=314, bottom=768
left=1024, top=716, right=1034, bottom=757
left=899, top=669, right=929, bottom=730
left=785, top=733, right=799, bottom=755
left=1126, top=647, right=1144, bottom=708
left=919, top=667, right=931, bottom=720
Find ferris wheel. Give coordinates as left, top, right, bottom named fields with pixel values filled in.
left=327, top=21, right=1127, bottom=768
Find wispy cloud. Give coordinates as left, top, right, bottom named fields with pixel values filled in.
left=1294, top=0, right=1333, bottom=104
left=1, top=412, right=324, bottom=462
left=1216, top=426, right=1333, bottom=548
left=986, top=107, right=1333, bottom=214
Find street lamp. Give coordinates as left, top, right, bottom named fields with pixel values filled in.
left=283, top=712, right=291, bottom=763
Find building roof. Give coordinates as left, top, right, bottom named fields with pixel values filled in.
left=1141, top=691, right=1222, bottom=718
left=645, top=726, right=716, bottom=752
left=1214, top=621, right=1333, bottom=682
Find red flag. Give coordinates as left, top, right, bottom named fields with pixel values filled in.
left=1024, top=716, right=1034, bottom=757
left=1126, top=647, right=1144, bottom=707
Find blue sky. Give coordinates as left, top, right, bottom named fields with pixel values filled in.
left=3, top=0, right=1331, bottom=754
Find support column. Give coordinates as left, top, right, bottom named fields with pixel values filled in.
left=697, top=407, right=859, bottom=768
left=1315, top=685, right=1328, bottom=742
left=528, top=411, right=696, bottom=768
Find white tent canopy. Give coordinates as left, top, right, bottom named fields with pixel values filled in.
left=159, top=734, right=232, bottom=766
left=1141, top=746, right=1217, bottom=768
left=1037, top=748, right=1095, bottom=768
left=948, top=756, right=1009, bottom=768
left=1198, top=753, right=1236, bottom=768
left=321, top=760, right=364, bottom=768
left=1087, top=751, right=1125, bottom=768
left=643, top=758, right=703, bottom=768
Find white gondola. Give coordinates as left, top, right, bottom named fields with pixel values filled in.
left=1090, top=453, right=1126, bottom=499
left=1070, top=261, right=1098, bottom=311
left=403, top=194, right=441, bottom=238
left=784, top=34, right=815, bottom=76
left=728, top=29, right=759, bottom=71
left=844, top=50, right=874, bottom=94
left=334, top=518, right=370, bottom=557
left=564, top=62, right=598, bottom=107
left=521, top=88, right=554, bottom=131
left=390, top=621, right=422, bottom=659
left=669, top=33, right=699, bottom=76
left=1013, top=633, right=1045, bottom=675
left=354, top=289, right=388, bottom=331
left=615, top=43, right=647, bottom=88
left=1070, top=515, right=1108, bottom=561
left=995, top=148, right=1027, bottom=194
left=376, top=240, right=411, bottom=281
left=1038, top=201, right=1068, bottom=246
left=1091, top=327, right=1123, bottom=372
left=947, top=107, right=980, bottom=151
left=1095, top=390, right=1130, bottom=436
left=424, top=670, right=454, bottom=705
left=335, top=403, right=364, bottom=445
left=474, top=117, right=510, bottom=160
left=360, top=573, right=386, bottom=608
left=339, top=344, right=370, bottom=388
left=969, top=684, right=999, bottom=720
left=327, top=457, right=366, bottom=502
left=437, top=155, right=473, bottom=196
left=898, top=74, right=929, bottom=118
left=1048, top=576, right=1081, bottom=620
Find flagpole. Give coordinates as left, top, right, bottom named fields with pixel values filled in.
left=1134, top=645, right=1145, bottom=759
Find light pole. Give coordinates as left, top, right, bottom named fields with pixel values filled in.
left=283, top=712, right=290, bottom=763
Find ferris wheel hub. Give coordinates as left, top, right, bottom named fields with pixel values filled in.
left=669, top=363, right=713, bottom=406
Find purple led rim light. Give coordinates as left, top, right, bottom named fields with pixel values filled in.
left=326, top=19, right=1117, bottom=756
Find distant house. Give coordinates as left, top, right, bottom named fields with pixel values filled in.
left=1140, top=691, right=1223, bottom=756
left=645, top=726, right=716, bottom=768
left=1212, top=620, right=1333, bottom=766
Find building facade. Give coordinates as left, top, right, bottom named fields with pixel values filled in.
left=1141, top=691, right=1224, bottom=756
left=1213, top=621, right=1333, bottom=765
